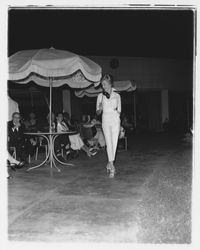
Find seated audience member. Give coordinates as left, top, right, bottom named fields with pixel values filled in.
left=121, top=114, right=134, bottom=132
left=8, top=112, right=36, bottom=161
left=24, top=112, right=38, bottom=154
left=119, top=126, right=125, bottom=139
left=55, top=112, right=97, bottom=157
left=63, top=112, right=91, bottom=150
left=54, top=113, right=71, bottom=159
left=45, top=112, right=66, bottom=159
left=24, top=112, right=38, bottom=132
left=79, top=114, right=97, bottom=146
left=85, top=115, right=106, bottom=149
left=8, top=112, right=27, bottom=161
left=63, top=112, right=77, bottom=130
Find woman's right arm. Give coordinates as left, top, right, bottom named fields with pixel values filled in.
left=96, top=94, right=103, bottom=115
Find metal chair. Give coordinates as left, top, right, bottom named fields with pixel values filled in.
left=35, top=137, right=48, bottom=161
left=28, top=137, right=47, bottom=163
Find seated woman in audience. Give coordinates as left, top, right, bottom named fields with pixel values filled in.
left=64, top=112, right=90, bottom=147
left=8, top=152, right=24, bottom=167
left=55, top=112, right=97, bottom=157
left=7, top=152, right=25, bottom=179
left=24, top=112, right=38, bottom=131
left=84, top=114, right=106, bottom=149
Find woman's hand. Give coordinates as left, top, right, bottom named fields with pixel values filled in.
left=99, top=102, right=103, bottom=111
left=96, top=109, right=102, bottom=116
left=114, top=107, right=120, bottom=115
left=96, top=102, right=103, bottom=115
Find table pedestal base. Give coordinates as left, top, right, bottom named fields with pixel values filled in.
left=26, top=133, right=74, bottom=172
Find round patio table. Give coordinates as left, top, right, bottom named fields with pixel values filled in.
left=24, top=131, right=77, bottom=172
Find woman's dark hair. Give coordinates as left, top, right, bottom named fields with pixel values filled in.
left=101, top=74, right=114, bottom=87
left=56, top=112, right=64, bottom=119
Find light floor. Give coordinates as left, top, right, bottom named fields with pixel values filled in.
left=8, top=133, right=192, bottom=243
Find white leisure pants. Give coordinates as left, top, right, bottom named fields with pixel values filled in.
left=102, top=112, right=120, bottom=162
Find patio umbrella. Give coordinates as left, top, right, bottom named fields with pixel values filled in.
left=9, top=48, right=102, bottom=131
left=75, top=80, right=137, bottom=127
left=75, top=80, right=136, bottom=98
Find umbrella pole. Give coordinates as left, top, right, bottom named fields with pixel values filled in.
left=48, top=78, right=61, bottom=172
left=49, top=78, right=52, bottom=133
left=49, top=78, right=53, bottom=170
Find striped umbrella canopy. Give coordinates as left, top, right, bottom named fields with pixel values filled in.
left=8, top=48, right=102, bottom=131
left=9, top=47, right=102, bottom=87
left=75, top=80, right=136, bottom=98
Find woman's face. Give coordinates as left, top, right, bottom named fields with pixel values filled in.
left=57, top=114, right=63, bottom=122
left=47, top=113, right=55, bottom=123
left=102, top=80, right=112, bottom=93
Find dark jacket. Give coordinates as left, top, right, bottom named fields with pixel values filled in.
left=8, top=120, right=25, bottom=144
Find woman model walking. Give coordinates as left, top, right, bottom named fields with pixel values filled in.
left=96, top=74, right=121, bottom=178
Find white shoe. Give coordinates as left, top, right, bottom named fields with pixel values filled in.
left=109, top=170, right=115, bottom=178
left=89, top=148, right=98, bottom=156
left=66, top=150, right=70, bottom=155
left=106, top=163, right=111, bottom=173
left=109, top=165, right=115, bottom=178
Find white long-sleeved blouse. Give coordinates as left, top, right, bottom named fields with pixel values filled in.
left=96, top=88, right=121, bottom=114
left=56, top=121, right=69, bottom=133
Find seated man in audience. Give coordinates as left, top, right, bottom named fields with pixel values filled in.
left=45, top=112, right=67, bottom=160
left=63, top=112, right=78, bottom=130
left=55, top=112, right=97, bottom=158
left=8, top=112, right=27, bottom=161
